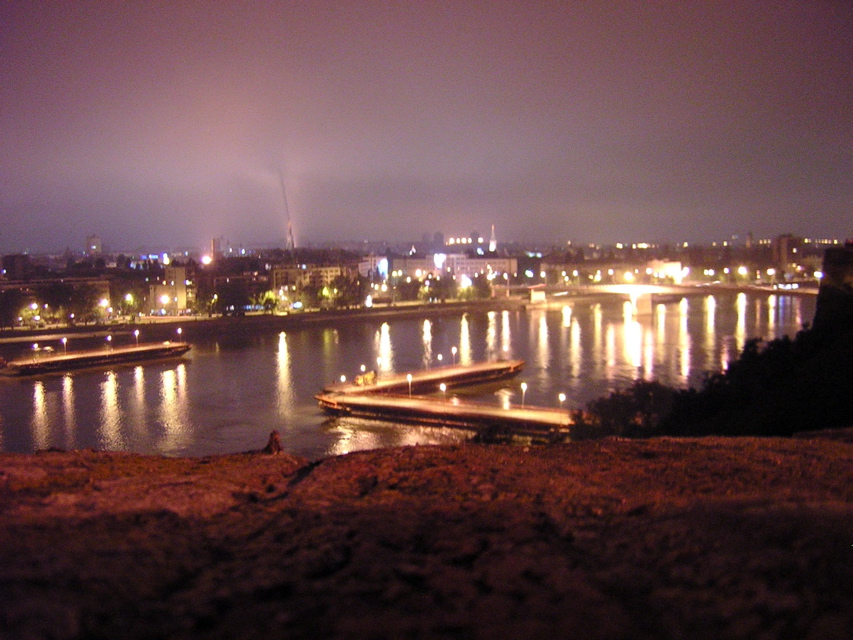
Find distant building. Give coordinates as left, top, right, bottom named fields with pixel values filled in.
left=148, top=264, right=196, bottom=314
left=85, top=235, right=102, bottom=256
left=773, top=234, right=802, bottom=268
left=211, top=237, right=223, bottom=260
left=271, top=264, right=354, bottom=291
left=1, top=254, right=32, bottom=281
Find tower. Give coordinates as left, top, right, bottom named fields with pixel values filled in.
left=489, top=225, right=497, bottom=253
left=279, top=166, right=296, bottom=252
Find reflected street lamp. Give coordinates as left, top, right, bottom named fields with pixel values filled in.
left=520, top=382, right=527, bottom=408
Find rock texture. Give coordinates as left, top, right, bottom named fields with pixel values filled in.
left=1, top=435, right=852, bottom=639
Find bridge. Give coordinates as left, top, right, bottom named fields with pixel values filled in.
left=524, top=282, right=817, bottom=314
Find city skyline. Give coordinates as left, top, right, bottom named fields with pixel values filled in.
left=2, top=2, right=852, bottom=253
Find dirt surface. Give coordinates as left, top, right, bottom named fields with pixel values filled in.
left=1, top=433, right=852, bottom=639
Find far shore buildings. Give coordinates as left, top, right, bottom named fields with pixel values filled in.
left=359, top=254, right=518, bottom=282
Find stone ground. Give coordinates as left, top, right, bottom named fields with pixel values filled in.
left=1, top=432, right=852, bottom=639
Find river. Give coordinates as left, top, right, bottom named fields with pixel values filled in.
left=0, top=292, right=815, bottom=459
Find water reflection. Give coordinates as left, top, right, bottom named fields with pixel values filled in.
left=501, top=310, right=512, bottom=357
left=159, top=364, right=190, bottom=453
left=562, top=305, right=572, bottom=328
left=32, top=381, right=48, bottom=450
left=735, top=293, right=747, bottom=351
left=62, top=375, right=75, bottom=446
left=768, top=295, right=777, bottom=333
left=486, top=312, right=497, bottom=360
left=100, top=371, right=122, bottom=450
left=276, top=332, right=294, bottom=417
left=459, top=314, right=472, bottom=365
left=678, top=298, right=690, bottom=382
left=570, top=317, right=581, bottom=377
left=536, top=313, right=549, bottom=369
left=422, top=319, right=433, bottom=368
left=130, top=366, right=147, bottom=434
left=704, top=295, right=716, bottom=367
left=376, top=322, right=394, bottom=373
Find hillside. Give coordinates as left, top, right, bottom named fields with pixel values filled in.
left=2, top=433, right=852, bottom=639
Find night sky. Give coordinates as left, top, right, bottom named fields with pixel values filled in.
left=2, top=1, right=851, bottom=254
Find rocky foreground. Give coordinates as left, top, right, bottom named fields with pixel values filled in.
left=2, top=433, right=852, bottom=639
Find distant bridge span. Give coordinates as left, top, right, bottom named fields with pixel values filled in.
left=521, top=282, right=817, bottom=313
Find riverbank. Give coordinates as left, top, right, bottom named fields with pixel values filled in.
left=0, top=298, right=525, bottom=352
left=2, top=432, right=851, bottom=639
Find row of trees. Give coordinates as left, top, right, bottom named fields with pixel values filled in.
left=1, top=272, right=496, bottom=328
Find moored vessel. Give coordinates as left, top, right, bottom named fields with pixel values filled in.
left=0, top=342, right=191, bottom=377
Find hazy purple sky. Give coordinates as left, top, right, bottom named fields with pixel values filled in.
left=2, top=1, right=852, bottom=253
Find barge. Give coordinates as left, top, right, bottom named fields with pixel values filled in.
left=317, top=360, right=572, bottom=438
left=321, top=359, right=525, bottom=396
left=316, top=392, right=570, bottom=436
left=0, top=342, right=191, bottom=377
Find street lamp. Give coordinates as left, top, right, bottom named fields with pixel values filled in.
left=558, top=392, right=566, bottom=410
left=106, top=335, right=112, bottom=350
left=407, top=373, right=413, bottom=398
left=134, top=329, right=140, bottom=346
left=520, top=382, right=527, bottom=408
left=451, top=346, right=457, bottom=365
left=437, top=353, right=443, bottom=365
left=176, top=327, right=182, bottom=340
left=440, top=382, right=447, bottom=400
left=61, top=337, right=67, bottom=354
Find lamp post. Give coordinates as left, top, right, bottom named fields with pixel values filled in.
left=437, top=353, right=443, bottom=365
left=134, top=329, right=140, bottom=347
left=106, top=335, right=112, bottom=350
left=451, top=346, right=457, bottom=365
left=407, top=373, right=413, bottom=398
left=520, top=382, right=527, bottom=408
left=61, top=337, right=67, bottom=354
left=176, top=327, right=182, bottom=340
left=440, top=382, right=447, bottom=400
left=558, top=392, right=566, bottom=410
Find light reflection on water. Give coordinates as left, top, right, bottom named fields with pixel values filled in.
left=0, top=293, right=814, bottom=458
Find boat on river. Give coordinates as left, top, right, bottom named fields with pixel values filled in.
left=0, top=342, right=191, bottom=377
